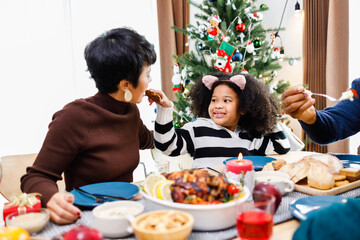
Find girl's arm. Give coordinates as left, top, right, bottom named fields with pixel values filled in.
left=248, top=123, right=292, bottom=156
left=154, top=104, right=195, bottom=157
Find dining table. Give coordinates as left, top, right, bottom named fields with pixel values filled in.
left=4, top=151, right=360, bottom=240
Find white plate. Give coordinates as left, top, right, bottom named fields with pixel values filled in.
left=141, top=187, right=250, bottom=231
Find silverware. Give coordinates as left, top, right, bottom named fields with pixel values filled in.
left=304, top=90, right=338, bottom=102
left=74, top=187, right=126, bottom=203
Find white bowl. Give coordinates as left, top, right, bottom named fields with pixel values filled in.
left=141, top=187, right=250, bottom=231
left=5, top=208, right=49, bottom=234
left=255, top=171, right=295, bottom=195
left=92, top=200, right=144, bottom=238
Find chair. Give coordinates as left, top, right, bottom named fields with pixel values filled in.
left=0, top=153, right=65, bottom=200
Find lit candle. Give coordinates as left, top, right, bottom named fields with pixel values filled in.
left=226, top=153, right=253, bottom=174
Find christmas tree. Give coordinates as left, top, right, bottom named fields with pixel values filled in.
left=171, top=0, right=291, bottom=128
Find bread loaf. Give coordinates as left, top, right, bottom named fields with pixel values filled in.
left=307, top=163, right=335, bottom=190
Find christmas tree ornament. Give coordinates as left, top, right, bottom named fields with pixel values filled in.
left=214, top=41, right=236, bottom=73
left=172, top=60, right=182, bottom=91
left=196, top=43, right=205, bottom=51
left=260, top=4, right=268, bottom=10
left=270, top=33, right=276, bottom=46
left=208, top=0, right=216, bottom=2
left=236, top=23, right=246, bottom=32
left=254, top=39, right=262, bottom=48
left=242, top=68, right=248, bottom=74
left=288, top=58, right=297, bottom=66
left=271, top=47, right=281, bottom=59
left=207, top=15, right=221, bottom=40
left=174, top=122, right=181, bottom=128
left=224, top=36, right=231, bottom=42
left=184, top=79, right=190, bottom=85
left=246, top=41, right=255, bottom=54
left=232, top=52, right=243, bottom=61
left=238, top=33, right=246, bottom=43
left=249, top=12, right=263, bottom=21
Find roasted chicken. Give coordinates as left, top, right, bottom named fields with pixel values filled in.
left=165, top=169, right=230, bottom=204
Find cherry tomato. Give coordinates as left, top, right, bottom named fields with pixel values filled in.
left=210, top=200, right=222, bottom=204
left=227, top=185, right=240, bottom=195
left=0, top=226, right=30, bottom=240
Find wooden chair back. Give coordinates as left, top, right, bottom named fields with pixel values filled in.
left=0, top=153, right=65, bottom=200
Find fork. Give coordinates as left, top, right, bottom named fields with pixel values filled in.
left=303, top=90, right=338, bottom=102
left=74, top=187, right=125, bottom=203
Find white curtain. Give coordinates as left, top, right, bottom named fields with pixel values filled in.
left=0, top=0, right=161, bottom=162
left=349, top=0, right=360, bottom=154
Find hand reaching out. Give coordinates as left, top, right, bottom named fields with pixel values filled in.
left=281, top=86, right=317, bottom=125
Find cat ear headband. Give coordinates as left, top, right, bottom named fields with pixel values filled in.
left=202, top=75, right=246, bottom=90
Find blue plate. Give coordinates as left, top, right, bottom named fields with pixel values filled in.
left=330, top=154, right=360, bottom=168
left=289, top=195, right=349, bottom=220
left=70, top=182, right=139, bottom=208
left=223, top=156, right=276, bottom=171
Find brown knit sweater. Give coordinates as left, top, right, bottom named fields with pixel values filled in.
left=21, top=92, right=154, bottom=206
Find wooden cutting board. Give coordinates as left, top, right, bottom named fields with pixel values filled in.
left=295, top=179, right=360, bottom=195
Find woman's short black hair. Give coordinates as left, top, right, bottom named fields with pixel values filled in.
left=189, top=73, right=280, bottom=137
left=84, top=27, right=156, bottom=93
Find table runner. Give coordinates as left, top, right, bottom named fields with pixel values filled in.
left=34, top=188, right=360, bottom=240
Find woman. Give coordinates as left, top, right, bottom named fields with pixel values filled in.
left=21, top=27, right=157, bottom=224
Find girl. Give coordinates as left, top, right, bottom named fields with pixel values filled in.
left=153, top=73, right=303, bottom=168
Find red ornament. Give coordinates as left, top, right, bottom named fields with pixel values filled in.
left=253, top=12, right=258, bottom=17
left=236, top=23, right=246, bottom=32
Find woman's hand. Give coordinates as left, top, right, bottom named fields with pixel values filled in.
left=147, top=89, right=172, bottom=108
left=47, top=192, right=81, bottom=225
left=281, top=86, right=317, bottom=125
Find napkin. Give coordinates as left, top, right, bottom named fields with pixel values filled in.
left=293, top=198, right=360, bottom=240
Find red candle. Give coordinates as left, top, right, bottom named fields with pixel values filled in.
left=226, top=153, right=253, bottom=174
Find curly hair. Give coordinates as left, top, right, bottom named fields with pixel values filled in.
left=189, top=73, right=280, bottom=137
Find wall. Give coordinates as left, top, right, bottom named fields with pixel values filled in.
left=349, top=0, right=360, bottom=154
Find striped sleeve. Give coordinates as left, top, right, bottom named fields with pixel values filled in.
left=241, top=123, right=291, bottom=155
left=154, top=104, right=195, bottom=157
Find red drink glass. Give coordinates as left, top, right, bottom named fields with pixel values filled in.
left=236, top=192, right=275, bottom=240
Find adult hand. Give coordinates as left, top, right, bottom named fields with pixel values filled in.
left=47, top=192, right=81, bottom=225
left=281, top=86, right=317, bottom=125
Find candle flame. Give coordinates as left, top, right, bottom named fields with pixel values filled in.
left=237, top=152, right=244, bottom=165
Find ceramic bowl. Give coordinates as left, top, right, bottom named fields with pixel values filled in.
left=5, top=208, right=49, bottom=234
left=141, top=186, right=250, bottom=231
left=92, top=200, right=144, bottom=238
left=131, top=210, right=193, bottom=240
left=255, top=171, right=295, bottom=195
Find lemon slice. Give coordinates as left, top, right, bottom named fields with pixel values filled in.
left=155, top=180, right=174, bottom=201
left=143, top=173, right=166, bottom=195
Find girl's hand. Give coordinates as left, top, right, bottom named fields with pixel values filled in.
left=147, top=89, right=172, bottom=108
left=47, top=192, right=81, bottom=225
left=281, top=86, right=317, bottom=125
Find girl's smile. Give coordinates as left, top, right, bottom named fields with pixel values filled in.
left=208, top=84, right=241, bottom=131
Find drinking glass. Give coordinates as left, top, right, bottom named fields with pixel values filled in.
left=154, top=162, right=169, bottom=174
left=236, top=191, right=275, bottom=240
